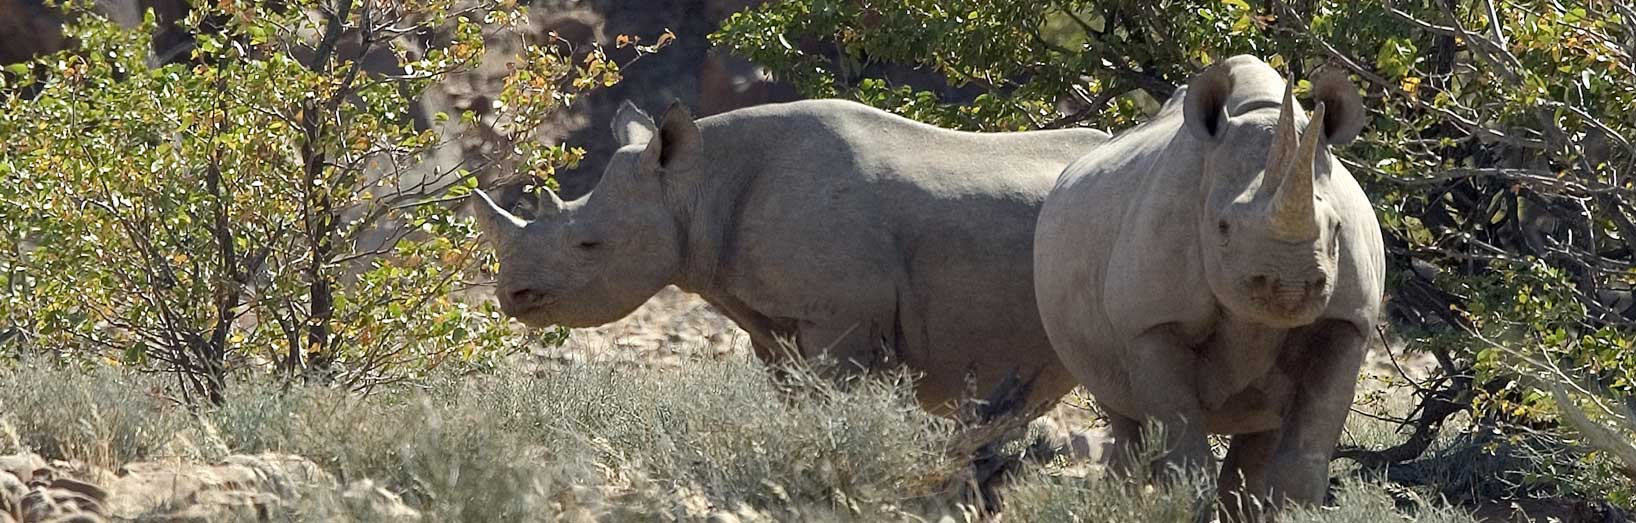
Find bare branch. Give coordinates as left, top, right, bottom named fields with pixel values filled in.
left=1550, top=383, right=1636, bottom=481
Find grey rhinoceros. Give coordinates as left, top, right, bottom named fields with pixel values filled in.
left=1033, top=55, right=1384, bottom=512
left=473, top=98, right=1111, bottom=416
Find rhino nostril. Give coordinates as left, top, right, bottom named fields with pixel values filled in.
left=1249, top=275, right=1272, bottom=290
left=508, top=288, right=547, bottom=307
left=1311, top=275, right=1328, bottom=290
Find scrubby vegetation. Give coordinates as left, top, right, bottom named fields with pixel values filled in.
left=1, top=357, right=1481, bottom=522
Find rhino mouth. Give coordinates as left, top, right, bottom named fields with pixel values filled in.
left=501, top=298, right=557, bottom=326
left=1237, top=292, right=1330, bottom=328
left=507, top=297, right=638, bottom=329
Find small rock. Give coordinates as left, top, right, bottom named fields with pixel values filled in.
left=0, top=455, right=44, bottom=486
left=342, top=480, right=421, bottom=521
left=707, top=511, right=741, bottom=523
left=106, top=453, right=332, bottom=520
left=19, top=489, right=60, bottom=522
left=677, top=488, right=712, bottom=519
left=16, top=482, right=109, bottom=522
left=172, top=489, right=278, bottom=522
left=41, top=514, right=107, bottom=523
left=1070, top=428, right=1116, bottom=464
left=46, top=479, right=105, bottom=505
left=46, top=489, right=103, bottom=516
left=1, top=468, right=26, bottom=516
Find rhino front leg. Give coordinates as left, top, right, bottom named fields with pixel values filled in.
left=1264, top=320, right=1367, bottom=506
left=1217, top=430, right=1279, bottom=522
left=1103, top=411, right=1143, bottom=475
left=1124, top=327, right=1213, bottom=480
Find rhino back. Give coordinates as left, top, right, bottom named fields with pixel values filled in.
left=694, top=99, right=1107, bottom=404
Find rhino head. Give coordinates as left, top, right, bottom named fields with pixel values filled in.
left=1183, top=59, right=1366, bottom=328
left=471, top=101, right=703, bottom=327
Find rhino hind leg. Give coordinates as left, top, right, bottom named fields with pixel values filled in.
left=1102, top=411, right=1143, bottom=476
left=795, top=319, right=891, bottom=382
left=1262, top=320, right=1367, bottom=506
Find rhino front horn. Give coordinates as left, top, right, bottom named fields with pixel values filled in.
left=1269, top=102, right=1326, bottom=241
left=473, top=188, right=529, bottom=233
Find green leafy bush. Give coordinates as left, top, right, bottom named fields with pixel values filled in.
left=0, top=0, right=628, bottom=398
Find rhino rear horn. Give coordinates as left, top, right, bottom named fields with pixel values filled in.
left=1266, top=78, right=1300, bottom=178
left=537, top=186, right=566, bottom=215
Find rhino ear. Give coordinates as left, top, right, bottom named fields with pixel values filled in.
left=1309, top=69, right=1366, bottom=145
left=1183, top=62, right=1234, bottom=141
left=639, top=101, right=703, bottom=174
left=612, top=100, right=656, bottom=146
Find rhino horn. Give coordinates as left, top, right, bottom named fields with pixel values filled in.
left=537, top=185, right=566, bottom=216
left=473, top=188, right=529, bottom=232
left=1266, top=79, right=1300, bottom=179
left=1270, top=101, right=1326, bottom=241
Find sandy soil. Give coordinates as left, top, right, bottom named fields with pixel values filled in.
left=532, top=286, right=752, bottom=368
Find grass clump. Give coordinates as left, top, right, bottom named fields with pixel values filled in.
left=1280, top=481, right=1476, bottom=523
left=0, top=360, right=184, bottom=468
left=1003, top=473, right=1476, bottom=523
left=0, top=357, right=960, bottom=520
left=1001, top=472, right=1213, bottom=523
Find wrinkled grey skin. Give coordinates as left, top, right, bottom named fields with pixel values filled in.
left=1033, top=55, right=1384, bottom=514
left=475, top=98, right=1111, bottom=416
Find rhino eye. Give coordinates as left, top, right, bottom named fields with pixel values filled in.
left=1217, top=220, right=1231, bottom=236
left=577, top=240, right=602, bottom=250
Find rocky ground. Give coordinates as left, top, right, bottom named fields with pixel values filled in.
left=0, top=452, right=418, bottom=522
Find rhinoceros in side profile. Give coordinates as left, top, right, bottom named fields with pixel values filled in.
left=473, top=98, right=1111, bottom=416
left=1033, top=55, right=1384, bottom=512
